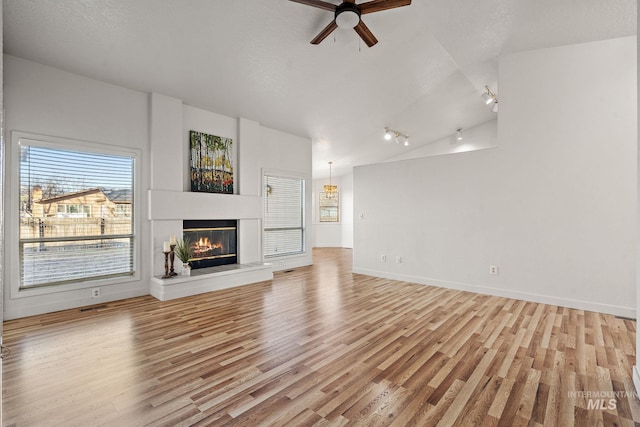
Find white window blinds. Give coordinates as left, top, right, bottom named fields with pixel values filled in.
left=263, top=174, right=305, bottom=258
left=19, top=142, right=135, bottom=288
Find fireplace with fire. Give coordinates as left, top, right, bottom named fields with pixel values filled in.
left=183, top=220, right=237, bottom=269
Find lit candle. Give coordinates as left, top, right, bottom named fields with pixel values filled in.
left=170, top=235, right=177, bottom=245
left=163, top=241, right=171, bottom=252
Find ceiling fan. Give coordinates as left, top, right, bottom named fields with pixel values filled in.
left=291, top=0, right=412, bottom=47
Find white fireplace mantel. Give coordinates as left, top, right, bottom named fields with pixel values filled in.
left=148, top=190, right=261, bottom=221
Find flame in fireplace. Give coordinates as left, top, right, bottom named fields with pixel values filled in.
left=193, top=237, right=223, bottom=255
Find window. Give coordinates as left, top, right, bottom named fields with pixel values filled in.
left=319, top=192, right=339, bottom=222
left=115, top=204, right=132, bottom=217
left=263, top=173, right=305, bottom=258
left=57, top=204, right=91, bottom=218
left=18, top=140, right=135, bottom=289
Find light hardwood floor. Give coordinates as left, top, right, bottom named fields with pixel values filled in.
left=3, top=248, right=639, bottom=426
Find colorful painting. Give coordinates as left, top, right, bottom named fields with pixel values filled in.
left=190, top=131, right=233, bottom=194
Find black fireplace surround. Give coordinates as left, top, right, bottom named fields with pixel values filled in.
left=183, top=219, right=237, bottom=269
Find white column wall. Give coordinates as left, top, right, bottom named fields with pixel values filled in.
left=238, top=118, right=262, bottom=264
left=635, top=5, right=640, bottom=393
left=340, top=173, right=354, bottom=248
left=150, top=93, right=184, bottom=277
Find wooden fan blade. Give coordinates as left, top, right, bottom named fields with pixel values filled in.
left=289, top=0, right=337, bottom=12
left=360, top=0, right=411, bottom=15
left=354, top=20, right=378, bottom=47
left=311, top=20, right=338, bottom=44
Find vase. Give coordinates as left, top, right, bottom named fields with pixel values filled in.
left=182, top=263, right=191, bottom=276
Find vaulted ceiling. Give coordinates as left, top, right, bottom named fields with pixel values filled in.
left=3, top=1, right=636, bottom=178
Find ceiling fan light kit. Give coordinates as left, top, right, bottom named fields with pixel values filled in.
left=335, top=3, right=361, bottom=29
left=291, top=0, right=412, bottom=47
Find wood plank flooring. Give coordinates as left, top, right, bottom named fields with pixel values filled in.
left=3, top=248, right=640, bottom=426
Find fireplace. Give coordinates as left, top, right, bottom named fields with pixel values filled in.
left=183, top=220, right=237, bottom=269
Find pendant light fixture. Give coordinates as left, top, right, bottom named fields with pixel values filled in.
left=324, top=161, right=338, bottom=198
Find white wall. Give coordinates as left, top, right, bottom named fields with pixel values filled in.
left=633, top=3, right=640, bottom=384
left=1, top=5, right=4, bottom=420
left=148, top=101, right=313, bottom=275
left=635, top=6, right=640, bottom=391
left=3, top=55, right=313, bottom=318
left=258, top=126, right=314, bottom=270
left=340, top=173, right=354, bottom=248
left=182, top=105, right=238, bottom=193
left=182, top=108, right=313, bottom=271
left=3, top=55, right=151, bottom=319
left=353, top=36, right=637, bottom=317
left=312, top=173, right=353, bottom=248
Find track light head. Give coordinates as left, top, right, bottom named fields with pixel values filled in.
left=482, top=85, right=498, bottom=111
left=456, top=129, right=463, bottom=141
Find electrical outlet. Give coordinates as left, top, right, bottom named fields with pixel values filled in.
left=489, top=265, right=498, bottom=275
left=396, top=256, right=402, bottom=264
left=380, top=255, right=386, bottom=262
left=279, top=261, right=285, bottom=268
left=91, top=288, right=101, bottom=298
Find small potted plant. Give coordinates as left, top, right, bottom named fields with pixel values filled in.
left=174, top=238, right=193, bottom=276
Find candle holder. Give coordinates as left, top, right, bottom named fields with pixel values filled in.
left=169, top=244, right=177, bottom=276
left=162, top=251, right=171, bottom=278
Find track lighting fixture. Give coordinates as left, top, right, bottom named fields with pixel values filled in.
left=384, top=127, right=410, bottom=146
left=481, top=85, right=498, bottom=113
left=456, top=129, right=463, bottom=141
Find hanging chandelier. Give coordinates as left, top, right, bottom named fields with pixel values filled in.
left=324, top=161, right=337, bottom=198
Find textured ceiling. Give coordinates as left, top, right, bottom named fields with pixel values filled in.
left=3, top=0, right=636, bottom=178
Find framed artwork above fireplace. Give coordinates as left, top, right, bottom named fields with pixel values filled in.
left=189, top=130, right=234, bottom=194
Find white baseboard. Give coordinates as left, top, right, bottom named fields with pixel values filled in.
left=269, top=254, right=313, bottom=272
left=352, top=267, right=635, bottom=319
left=3, top=287, right=149, bottom=320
